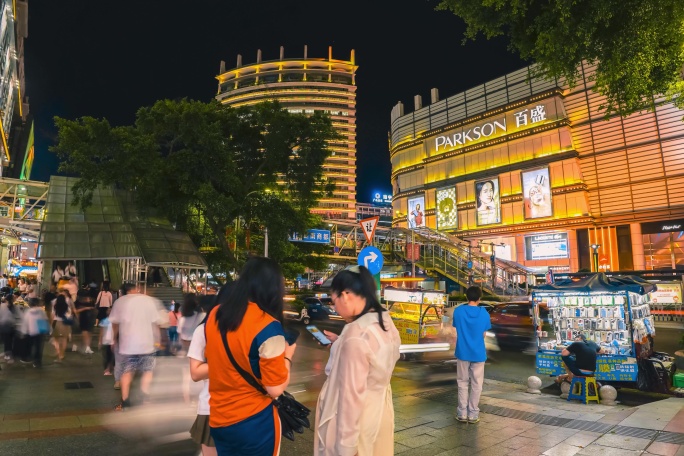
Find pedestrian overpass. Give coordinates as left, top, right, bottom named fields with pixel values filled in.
left=320, top=220, right=532, bottom=296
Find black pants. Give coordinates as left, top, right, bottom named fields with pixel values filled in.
left=25, top=335, right=44, bottom=366
left=2, top=328, right=13, bottom=354
left=102, top=344, right=114, bottom=371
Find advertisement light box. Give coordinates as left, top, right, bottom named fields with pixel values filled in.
left=525, top=233, right=568, bottom=260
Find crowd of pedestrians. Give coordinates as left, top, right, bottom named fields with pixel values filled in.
left=0, top=257, right=495, bottom=456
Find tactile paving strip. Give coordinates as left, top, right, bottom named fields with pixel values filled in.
left=413, top=387, right=683, bottom=443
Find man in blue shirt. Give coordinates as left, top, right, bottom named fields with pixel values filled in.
left=452, top=286, right=491, bottom=423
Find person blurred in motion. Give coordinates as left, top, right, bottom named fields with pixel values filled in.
left=94, top=282, right=113, bottom=325
left=20, top=298, right=49, bottom=367
left=204, top=257, right=296, bottom=456
left=179, top=294, right=204, bottom=355
left=17, top=277, right=27, bottom=297
left=74, top=286, right=96, bottom=354
left=109, top=283, right=162, bottom=410
left=0, top=273, right=8, bottom=289
left=452, top=286, right=491, bottom=424
left=0, top=295, right=17, bottom=362
left=167, top=300, right=181, bottom=354
left=43, top=284, right=57, bottom=322
left=51, top=294, right=73, bottom=362
left=187, top=287, right=228, bottom=456
left=315, top=266, right=401, bottom=456
left=99, top=313, right=115, bottom=376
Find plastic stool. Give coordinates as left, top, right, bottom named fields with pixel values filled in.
left=567, top=376, right=600, bottom=404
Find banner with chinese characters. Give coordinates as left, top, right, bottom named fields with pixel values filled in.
left=535, top=351, right=638, bottom=382
left=393, top=320, right=420, bottom=344
left=288, top=229, right=331, bottom=244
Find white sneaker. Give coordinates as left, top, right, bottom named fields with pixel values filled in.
left=72, top=345, right=78, bottom=352
left=84, top=347, right=94, bottom=354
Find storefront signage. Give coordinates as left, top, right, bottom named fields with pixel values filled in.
left=649, top=282, right=682, bottom=304
left=428, top=99, right=561, bottom=156
left=372, top=191, right=392, bottom=205
left=525, top=233, right=568, bottom=260
left=288, top=229, right=331, bottom=244
left=641, top=219, right=684, bottom=234
left=536, top=352, right=637, bottom=381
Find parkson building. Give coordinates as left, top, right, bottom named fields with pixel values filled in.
left=390, top=63, right=684, bottom=274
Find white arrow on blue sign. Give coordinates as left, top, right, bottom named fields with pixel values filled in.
left=357, top=246, right=384, bottom=275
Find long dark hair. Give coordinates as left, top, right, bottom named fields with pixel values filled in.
left=215, top=257, right=284, bottom=334
left=330, top=266, right=387, bottom=331
left=54, top=295, right=69, bottom=319
left=181, top=293, right=198, bottom=317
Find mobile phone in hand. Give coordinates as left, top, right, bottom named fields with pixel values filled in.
left=306, top=325, right=332, bottom=346
left=283, top=328, right=300, bottom=345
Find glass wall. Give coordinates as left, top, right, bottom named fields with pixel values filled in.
left=643, top=231, right=684, bottom=270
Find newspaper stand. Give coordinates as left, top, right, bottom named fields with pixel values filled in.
left=383, top=287, right=450, bottom=359
left=532, top=274, right=674, bottom=392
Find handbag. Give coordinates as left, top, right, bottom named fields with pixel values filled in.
left=220, top=332, right=310, bottom=441
left=37, top=318, right=51, bottom=335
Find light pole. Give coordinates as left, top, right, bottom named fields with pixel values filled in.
left=591, top=244, right=600, bottom=272
left=240, top=189, right=271, bottom=258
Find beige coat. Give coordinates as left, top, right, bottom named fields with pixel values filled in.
left=314, top=311, right=401, bottom=456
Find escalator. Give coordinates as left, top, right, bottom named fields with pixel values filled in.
left=78, top=260, right=109, bottom=287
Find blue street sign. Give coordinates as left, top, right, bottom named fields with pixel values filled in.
left=358, top=246, right=384, bottom=275
left=288, top=229, right=331, bottom=244
left=467, top=261, right=473, bottom=269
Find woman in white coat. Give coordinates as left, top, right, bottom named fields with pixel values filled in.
left=315, top=266, right=401, bottom=456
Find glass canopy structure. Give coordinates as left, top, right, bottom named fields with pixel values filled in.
left=36, top=176, right=207, bottom=269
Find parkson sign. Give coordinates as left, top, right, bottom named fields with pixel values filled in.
left=430, top=102, right=553, bottom=154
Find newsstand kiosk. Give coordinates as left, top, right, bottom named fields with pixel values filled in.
left=532, top=274, right=675, bottom=393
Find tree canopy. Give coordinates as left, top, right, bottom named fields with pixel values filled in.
left=51, top=99, right=338, bottom=279
left=437, top=0, right=684, bottom=116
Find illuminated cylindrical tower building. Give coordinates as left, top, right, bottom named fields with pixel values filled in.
left=216, top=46, right=357, bottom=219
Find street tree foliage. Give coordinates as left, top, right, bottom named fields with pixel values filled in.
left=436, top=0, right=684, bottom=116
left=51, top=99, right=338, bottom=278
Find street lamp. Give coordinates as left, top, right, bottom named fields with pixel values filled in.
left=590, top=244, right=601, bottom=272
left=238, top=189, right=271, bottom=258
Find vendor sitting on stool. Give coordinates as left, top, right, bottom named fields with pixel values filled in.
left=557, top=334, right=604, bottom=383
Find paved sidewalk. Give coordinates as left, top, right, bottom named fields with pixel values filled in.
left=1, top=345, right=683, bottom=456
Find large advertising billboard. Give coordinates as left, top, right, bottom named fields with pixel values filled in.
left=407, top=195, right=425, bottom=229
left=475, top=178, right=500, bottom=226
left=436, top=187, right=457, bottom=230
left=525, top=233, right=568, bottom=260
left=522, top=167, right=553, bottom=219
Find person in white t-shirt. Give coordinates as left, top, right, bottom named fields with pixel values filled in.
left=187, top=288, right=228, bottom=456
left=109, top=283, right=162, bottom=411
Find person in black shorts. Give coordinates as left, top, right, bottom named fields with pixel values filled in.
left=74, top=287, right=96, bottom=354
left=558, top=335, right=604, bottom=383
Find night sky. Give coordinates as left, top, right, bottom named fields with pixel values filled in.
left=25, top=1, right=524, bottom=202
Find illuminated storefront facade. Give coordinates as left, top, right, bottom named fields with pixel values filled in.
left=390, top=63, right=684, bottom=273
left=216, top=46, right=357, bottom=219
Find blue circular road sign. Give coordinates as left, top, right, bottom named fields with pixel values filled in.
left=357, top=246, right=384, bottom=275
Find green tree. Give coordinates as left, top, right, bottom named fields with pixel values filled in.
left=51, top=99, right=338, bottom=279
left=436, top=0, right=684, bottom=116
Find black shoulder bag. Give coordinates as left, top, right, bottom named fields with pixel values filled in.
left=220, top=333, right=311, bottom=441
